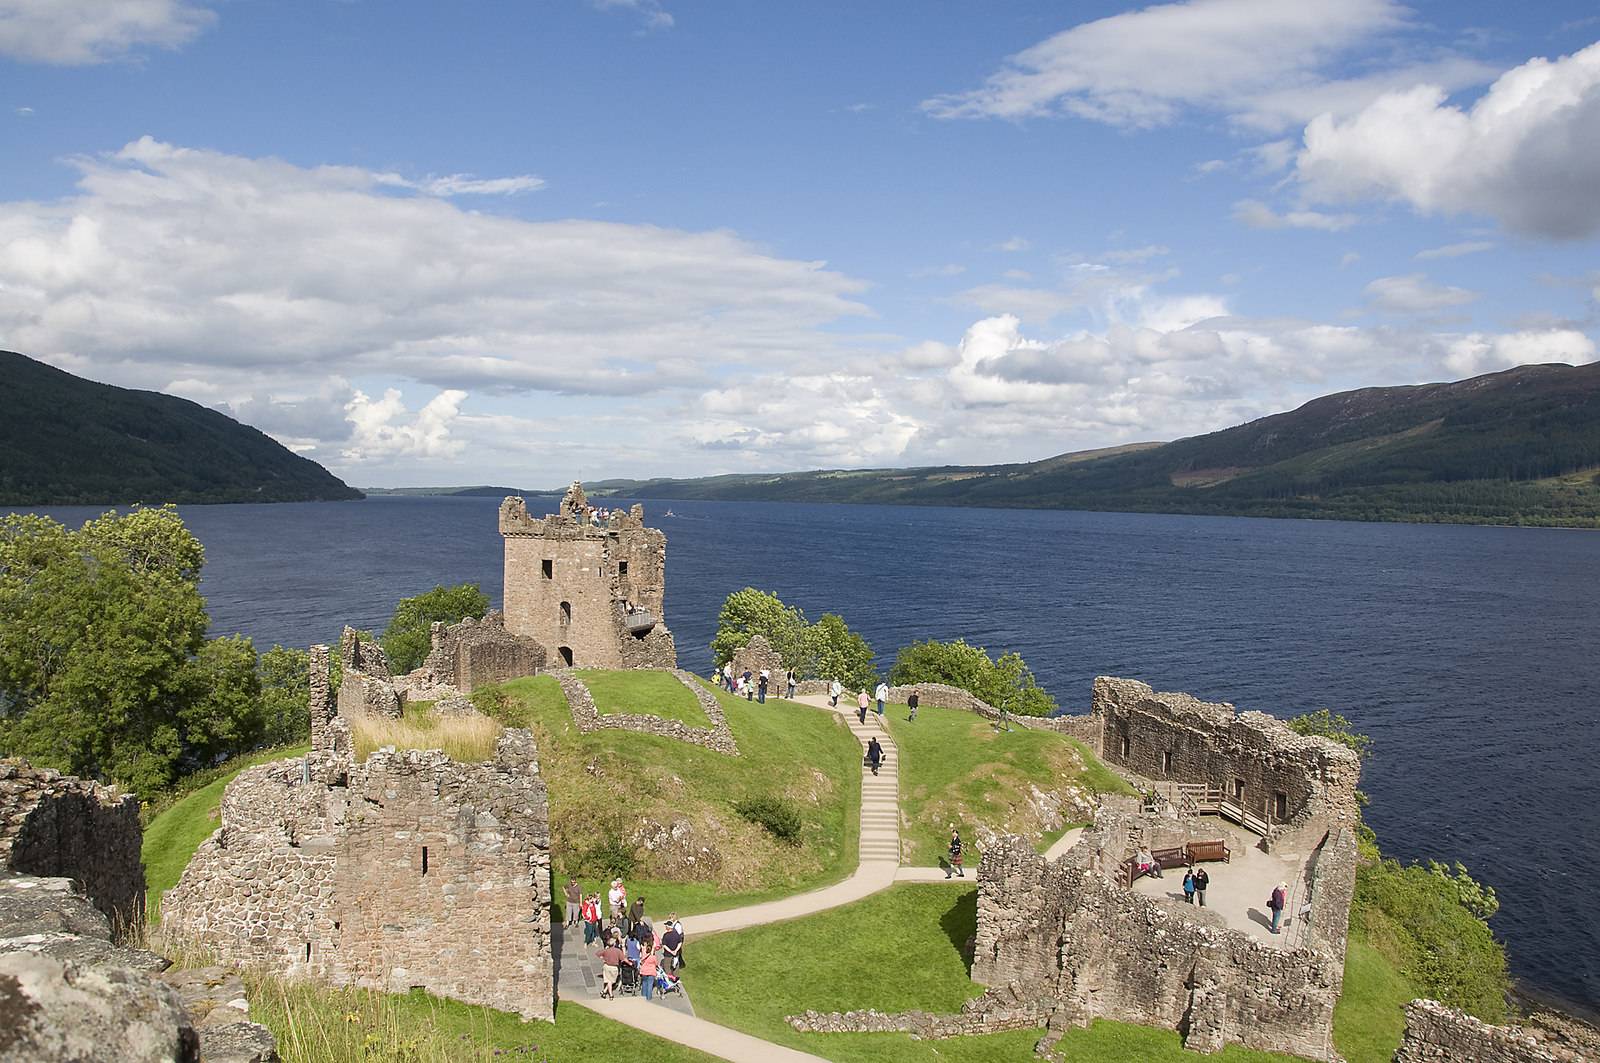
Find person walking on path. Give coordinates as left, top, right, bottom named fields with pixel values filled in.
left=857, top=689, right=870, bottom=724
left=639, top=947, right=659, bottom=1001
left=830, top=679, right=842, bottom=707
left=597, top=939, right=625, bottom=999
left=1269, top=881, right=1287, bottom=933
left=874, top=680, right=888, bottom=718
left=722, top=662, right=733, bottom=691
left=758, top=670, right=768, bottom=704
left=946, top=829, right=965, bottom=878
left=865, top=736, right=884, bottom=776
left=564, top=878, right=582, bottom=928
left=1183, top=868, right=1196, bottom=905
left=907, top=692, right=919, bottom=721
left=743, top=669, right=755, bottom=700
left=786, top=669, right=797, bottom=699
left=1193, top=866, right=1210, bottom=907
left=661, top=916, right=684, bottom=971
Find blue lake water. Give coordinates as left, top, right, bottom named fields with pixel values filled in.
left=14, top=494, right=1599, bottom=1014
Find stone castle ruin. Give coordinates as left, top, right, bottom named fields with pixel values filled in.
left=499, top=483, right=677, bottom=670
left=163, top=642, right=555, bottom=1021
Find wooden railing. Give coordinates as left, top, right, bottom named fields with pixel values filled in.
left=1142, top=781, right=1278, bottom=837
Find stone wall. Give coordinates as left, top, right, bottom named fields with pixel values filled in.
left=417, top=611, right=546, bottom=694
left=971, top=831, right=1344, bottom=1060
left=500, top=485, right=677, bottom=670
left=163, top=731, right=555, bottom=1021
left=1092, top=676, right=1362, bottom=852
left=1394, top=999, right=1571, bottom=1063
left=551, top=669, right=739, bottom=756
left=336, top=627, right=401, bottom=720
left=787, top=984, right=1048, bottom=1041
left=730, top=635, right=790, bottom=690
left=0, top=761, right=145, bottom=935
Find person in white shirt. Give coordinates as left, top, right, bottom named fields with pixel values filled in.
left=874, top=681, right=889, bottom=718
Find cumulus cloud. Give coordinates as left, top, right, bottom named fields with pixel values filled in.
left=1443, top=329, right=1595, bottom=376
left=0, top=137, right=869, bottom=461
left=0, top=0, right=215, bottom=65
left=1233, top=199, right=1359, bottom=232
left=344, top=388, right=468, bottom=462
left=1364, top=273, right=1480, bottom=314
left=921, top=0, right=1492, bottom=132
left=1295, top=41, right=1600, bottom=238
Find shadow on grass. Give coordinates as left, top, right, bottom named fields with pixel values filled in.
left=938, top=887, right=979, bottom=975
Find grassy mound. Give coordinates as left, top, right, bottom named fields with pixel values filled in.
left=351, top=702, right=503, bottom=761
left=882, top=703, right=1132, bottom=865
left=481, top=673, right=861, bottom=916
left=577, top=668, right=711, bottom=727
left=243, top=978, right=715, bottom=1063
left=141, top=745, right=310, bottom=920
left=684, top=883, right=1301, bottom=1063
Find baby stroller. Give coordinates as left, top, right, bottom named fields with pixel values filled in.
left=618, top=961, right=641, bottom=997
left=655, top=970, right=684, bottom=999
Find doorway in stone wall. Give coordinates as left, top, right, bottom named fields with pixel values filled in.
left=559, top=646, right=573, bottom=667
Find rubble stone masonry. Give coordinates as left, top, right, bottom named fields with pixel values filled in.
left=1395, top=999, right=1572, bottom=1063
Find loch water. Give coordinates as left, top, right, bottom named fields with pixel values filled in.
left=15, top=494, right=1600, bottom=1014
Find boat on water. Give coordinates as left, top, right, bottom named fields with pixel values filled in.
left=663, top=509, right=676, bottom=517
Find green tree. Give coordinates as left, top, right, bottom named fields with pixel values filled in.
left=258, top=645, right=310, bottom=746
left=0, top=507, right=210, bottom=791
left=709, top=587, right=811, bottom=670
left=1288, top=708, right=1374, bottom=760
left=379, top=583, right=490, bottom=673
left=889, top=638, right=1057, bottom=717
left=176, top=635, right=265, bottom=768
left=806, top=613, right=876, bottom=690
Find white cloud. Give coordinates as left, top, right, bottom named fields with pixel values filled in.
left=1340, top=252, right=1362, bottom=268
left=993, top=236, right=1031, bottom=252
left=589, top=0, right=673, bottom=31
left=1102, top=244, right=1170, bottom=264
left=1364, top=273, right=1480, bottom=314
left=1415, top=240, right=1495, bottom=260
left=910, top=263, right=966, bottom=278
left=0, top=138, right=868, bottom=425
left=1233, top=199, right=1359, bottom=232
left=1194, top=159, right=1227, bottom=175
left=343, top=388, right=468, bottom=462
left=0, top=0, right=215, bottom=65
left=379, top=173, right=546, bottom=197
left=921, top=0, right=1492, bottom=132
left=1295, top=41, right=1600, bottom=238
left=1443, top=329, right=1595, bottom=376
left=14, top=105, right=33, bottom=117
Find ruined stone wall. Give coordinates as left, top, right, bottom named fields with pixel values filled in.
left=337, top=627, right=401, bottom=719
left=1395, top=1000, right=1567, bottom=1063
left=1092, top=676, right=1361, bottom=851
left=500, top=489, right=675, bottom=670
left=973, top=830, right=1344, bottom=1060
left=1298, top=828, right=1358, bottom=958
left=163, top=733, right=555, bottom=1022
left=0, top=761, right=145, bottom=935
left=422, top=612, right=546, bottom=694
left=551, top=669, right=738, bottom=755
left=730, top=635, right=790, bottom=689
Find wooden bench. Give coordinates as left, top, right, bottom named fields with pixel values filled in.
left=1185, top=839, right=1231, bottom=864
left=1152, top=846, right=1188, bottom=870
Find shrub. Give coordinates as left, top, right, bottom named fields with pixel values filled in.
left=889, top=638, right=1056, bottom=716
left=379, top=583, right=490, bottom=673
left=734, top=794, right=803, bottom=844
left=579, top=833, right=638, bottom=880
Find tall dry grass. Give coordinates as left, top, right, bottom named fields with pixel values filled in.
left=351, top=711, right=504, bottom=763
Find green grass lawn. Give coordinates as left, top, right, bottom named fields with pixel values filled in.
left=882, top=703, right=1132, bottom=866
left=576, top=668, right=712, bottom=727
left=244, top=976, right=716, bottom=1063
left=485, top=673, right=860, bottom=917
left=685, top=883, right=1301, bottom=1063
left=141, top=744, right=310, bottom=921
left=1334, top=937, right=1417, bottom=1063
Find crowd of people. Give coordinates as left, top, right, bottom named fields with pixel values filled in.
left=563, top=877, right=686, bottom=1001
left=717, top=662, right=798, bottom=702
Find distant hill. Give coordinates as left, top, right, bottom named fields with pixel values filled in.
left=0, top=351, right=362, bottom=506
left=591, top=363, right=1600, bottom=527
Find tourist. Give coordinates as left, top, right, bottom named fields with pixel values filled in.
left=947, top=829, right=965, bottom=878
left=907, top=692, right=919, bottom=721
left=564, top=877, right=582, bottom=928
left=1193, top=866, right=1210, bottom=907
left=630, top=894, right=646, bottom=933
left=758, top=669, right=768, bottom=703
left=723, top=662, right=734, bottom=691
left=830, top=679, right=842, bottom=707
left=1183, top=868, right=1196, bottom=904
left=639, top=947, right=660, bottom=1001
left=866, top=735, right=884, bottom=776
left=1136, top=846, right=1162, bottom=879
left=857, top=688, right=870, bottom=724
left=624, top=931, right=642, bottom=971
left=743, top=669, right=755, bottom=700
left=661, top=915, right=684, bottom=971
left=581, top=893, right=601, bottom=945
left=874, top=680, right=888, bottom=718
left=1269, top=881, right=1287, bottom=934
left=597, top=938, right=625, bottom=998
left=786, top=669, right=797, bottom=698
left=609, top=878, right=627, bottom=923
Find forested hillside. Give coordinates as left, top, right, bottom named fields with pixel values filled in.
left=593, top=363, right=1600, bottom=526
left=0, top=350, right=361, bottom=505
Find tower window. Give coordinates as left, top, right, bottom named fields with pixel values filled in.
left=1162, top=751, right=1173, bottom=775
left=541, top=559, right=553, bottom=579
left=421, top=846, right=429, bottom=875
left=560, top=601, right=572, bottom=626
left=618, top=560, right=629, bottom=577
left=1120, top=735, right=1130, bottom=758
left=1274, top=792, right=1288, bottom=820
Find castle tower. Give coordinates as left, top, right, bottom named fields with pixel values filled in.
left=498, top=483, right=677, bottom=670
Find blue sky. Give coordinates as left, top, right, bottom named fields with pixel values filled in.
left=3, top=0, right=1598, bottom=486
